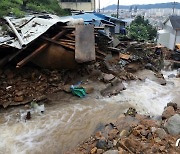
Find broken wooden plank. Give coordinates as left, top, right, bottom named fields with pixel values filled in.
left=167, top=59, right=180, bottom=64
left=16, top=30, right=68, bottom=68
left=108, top=47, right=121, bottom=52
left=75, top=25, right=95, bottom=63
left=96, top=55, right=104, bottom=60
left=96, top=49, right=107, bottom=57
left=66, top=34, right=75, bottom=40
left=42, top=37, right=75, bottom=50
left=119, top=53, right=131, bottom=60
left=59, top=39, right=75, bottom=43
left=59, top=41, right=75, bottom=46
left=62, top=26, right=104, bottom=30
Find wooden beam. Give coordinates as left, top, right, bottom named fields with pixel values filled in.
left=60, top=41, right=75, bottom=46
left=62, top=26, right=104, bottom=30
left=59, top=39, right=75, bottom=43
left=16, top=30, right=67, bottom=68
left=42, top=37, right=75, bottom=50
left=66, top=34, right=75, bottom=40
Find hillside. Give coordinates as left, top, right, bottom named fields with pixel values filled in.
left=104, top=2, right=180, bottom=10
left=0, top=0, right=69, bottom=18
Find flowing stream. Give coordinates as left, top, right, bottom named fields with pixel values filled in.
left=0, top=70, right=180, bottom=154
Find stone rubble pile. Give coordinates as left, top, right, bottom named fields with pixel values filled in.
left=67, top=103, right=180, bottom=154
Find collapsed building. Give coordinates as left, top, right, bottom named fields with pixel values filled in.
left=0, top=13, right=171, bottom=108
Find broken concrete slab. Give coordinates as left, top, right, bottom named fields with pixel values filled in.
left=75, top=25, right=95, bottom=63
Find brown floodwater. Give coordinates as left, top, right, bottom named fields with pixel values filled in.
left=0, top=70, right=179, bottom=154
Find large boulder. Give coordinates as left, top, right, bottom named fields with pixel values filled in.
left=164, top=114, right=180, bottom=135
left=162, top=106, right=175, bottom=120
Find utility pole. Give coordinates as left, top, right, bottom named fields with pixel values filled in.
left=99, top=0, right=100, bottom=12
left=117, top=0, right=119, bottom=18
left=94, top=0, right=96, bottom=12
left=172, top=1, right=177, bottom=15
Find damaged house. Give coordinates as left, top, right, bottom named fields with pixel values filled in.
left=157, top=15, right=180, bottom=50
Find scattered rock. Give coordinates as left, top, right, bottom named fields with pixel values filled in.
left=90, top=147, right=97, bottom=154
left=162, top=106, right=175, bottom=120
left=108, top=129, right=119, bottom=140
left=125, top=62, right=142, bottom=73
left=145, top=63, right=158, bottom=72
left=96, top=149, right=104, bottom=154
left=14, top=96, right=24, bottom=102
left=157, top=78, right=166, bottom=85
left=95, top=131, right=102, bottom=140
left=82, top=85, right=94, bottom=94
left=102, top=73, right=115, bottom=83
left=155, top=128, right=167, bottom=140
left=119, top=129, right=130, bottom=138
left=123, top=138, right=142, bottom=153
left=101, top=81, right=126, bottom=97
left=26, top=111, right=31, bottom=120
left=15, top=91, right=24, bottom=97
left=115, top=116, right=139, bottom=132
left=164, top=114, right=180, bottom=135
left=62, top=85, right=71, bottom=93
left=113, top=140, right=118, bottom=146
left=103, top=150, right=119, bottom=154
left=167, top=102, right=178, bottom=110
left=168, top=74, right=176, bottom=78
left=96, top=139, right=108, bottom=150
left=124, top=107, right=137, bottom=117
left=140, top=118, right=160, bottom=127
left=107, top=140, right=114, bottom=149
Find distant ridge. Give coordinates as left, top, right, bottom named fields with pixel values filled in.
left=104, top=2, right=180, bottom=10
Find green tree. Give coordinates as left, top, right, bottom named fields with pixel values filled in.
left=128, top=15, right=157, bottom=41
left=0, top=0, right=69, bottom=18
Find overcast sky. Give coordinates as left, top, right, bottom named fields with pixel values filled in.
left=96, top=0, right=179, bottom=8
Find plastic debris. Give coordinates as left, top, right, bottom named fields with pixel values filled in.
left=70, top=82, right=86, bottom=98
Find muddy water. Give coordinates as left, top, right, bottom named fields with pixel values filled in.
left=0, top=70, right=180, bottom=154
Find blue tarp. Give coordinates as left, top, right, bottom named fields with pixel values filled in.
left=72, top=13, right=116, bottom=26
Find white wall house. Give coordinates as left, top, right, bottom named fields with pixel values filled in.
left=59, top=0, right=96, bottom=11
left=157, top=16, right=180, bottom=50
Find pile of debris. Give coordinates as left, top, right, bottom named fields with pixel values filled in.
left=0, top=66, right=92, bottom=108
left=67, top=103, right=180, bottom=154
left=0, top=14, right=106, bottom=69
left=0, top=13, right=168, bottom=108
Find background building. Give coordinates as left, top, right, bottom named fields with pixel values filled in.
left=59, top=0, right=96, bottom=11
left=157, top=16, right=180, bottom=50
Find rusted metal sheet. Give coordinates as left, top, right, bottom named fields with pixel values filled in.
left=75, top=25, right=95, bottom=63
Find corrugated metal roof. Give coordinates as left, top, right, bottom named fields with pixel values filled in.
left=169, top=16, right=180, bottom=30
left=0, top=14, right=73, bottom=49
